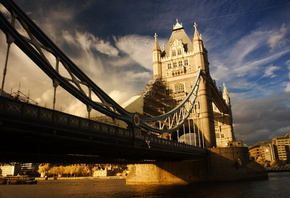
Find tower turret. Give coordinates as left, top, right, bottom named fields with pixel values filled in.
left=192, top=22, right=216, bottom=147
left=222, top=83, right=231, bottom=107
left=192, top=22, right=210, bottom=74
left=193, top=22, right=203, bottom=52
left=152, top=33, right=162, bottom=77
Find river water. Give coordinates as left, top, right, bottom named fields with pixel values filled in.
left=0, top=172, right=289, bottom=198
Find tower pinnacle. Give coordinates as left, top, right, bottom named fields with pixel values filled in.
left=173, top=19, right=183, bottom=30
left=153, top=33, right=161, bottom=51
left=154, top=32, right=158, bottom=41
left=152, top=33, right=161, bottom=77
left=223, top=83, right=231, bottom=106
left=194, top=22, right=198, bottom=30
left=193, top=22, right=202, bottom=41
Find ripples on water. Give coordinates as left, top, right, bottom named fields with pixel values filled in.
left=0, top=172, right=289, bottom=198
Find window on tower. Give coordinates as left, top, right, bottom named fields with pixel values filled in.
left=173, top=62, right=177, bottom=67
left=193, top=102, right=200, bottom=114
left=175, top=83, right=185, bottom=93
left=168, top=63, right=172, bottom=69
left=216, top=133, right=220, bottom=138
left=178, top=61, right=182, bottom=66
left=177, top=49, right=181, bottom=55
left=184, top=60, right=188, bottom=66
left=214, top=120, right=219, bottom=126
left=172, top=50, right=176, bottom=57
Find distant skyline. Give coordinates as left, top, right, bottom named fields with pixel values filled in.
left=0, top=0, right=289, bottom=146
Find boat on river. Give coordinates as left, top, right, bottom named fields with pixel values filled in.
left=0, top=176, right=37, bottom=184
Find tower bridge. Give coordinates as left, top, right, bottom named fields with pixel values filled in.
left=0, top=0, right=267, bottom=184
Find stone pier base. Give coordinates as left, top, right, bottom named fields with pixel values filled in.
left=126, top=147, right=268, bottom=185
left=126, top=159, right=208, bottom=185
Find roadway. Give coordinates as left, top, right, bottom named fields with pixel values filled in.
left=0, top=96, right=206, bottom=163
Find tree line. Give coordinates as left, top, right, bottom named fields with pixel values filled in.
left=38, top=164, right=101, bottom=177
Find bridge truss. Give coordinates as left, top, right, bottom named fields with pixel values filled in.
left=0, top=0, right=200, bottom=136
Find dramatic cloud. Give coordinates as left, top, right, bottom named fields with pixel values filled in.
left=213, top=28, right=286, bottom=80
left=64, top=31, right=119, bottom=57
left=208, top=22, right=290, bottom=145
left=209, top=25, right=290, bottom=99
left=114, top=35, right=153, bottom=70
left=233, top=93, right=290, bottom=145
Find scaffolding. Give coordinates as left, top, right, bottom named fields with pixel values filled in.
left=138, top=77, right=176, bottom=118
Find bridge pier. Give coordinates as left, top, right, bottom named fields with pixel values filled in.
left=126, top=147, right=268, bottom=185
left=126, top=159, right=208, bottom=185
left=206, top=147, right=268, bottom=182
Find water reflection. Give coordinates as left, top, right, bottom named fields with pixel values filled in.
left=0, top=172, right=289, bottom=198
left=125, top=172, right=290, bottom=198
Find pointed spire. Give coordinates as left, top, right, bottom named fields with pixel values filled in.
left=153, top=33, right=161, bottom=51
left=223, top=83, right=231, bottom=106
left=193, top=22, right=198, bottom=32
left=223, top=83, right=228, bottom=93
left=154, top=32, right=158, bottom=41
left=192, top=22, right=205, bottom=54
left=193, top=22, right=202, bottom=41
left=152, top=33, right=162, bottom=77
left=173, top=19, right=183, bottom=30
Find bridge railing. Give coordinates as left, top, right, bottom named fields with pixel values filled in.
left=0, top=96, right=132, bottom=137
left=0, top=96, right=206, bottom=156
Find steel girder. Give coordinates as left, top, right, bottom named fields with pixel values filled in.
left=0, top=0, right=133, bottom=123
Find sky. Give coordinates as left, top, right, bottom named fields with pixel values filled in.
left=0, top=0, right=289, bottom=146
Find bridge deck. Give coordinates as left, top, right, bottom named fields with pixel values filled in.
left=0, top=96, right=206, bottom=163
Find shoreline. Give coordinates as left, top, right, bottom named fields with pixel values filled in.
left=266, top=167, right=290, bottom=172
left=36, top=176, right=126, bottom=180
left=267, top=170, right=290, bottom=172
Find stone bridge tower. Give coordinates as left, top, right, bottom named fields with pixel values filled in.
left=152, top=20, right=235, bottom=148
left=127, top=20, right=265, bottom=185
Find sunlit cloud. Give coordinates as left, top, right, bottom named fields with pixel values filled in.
left=121, top=71, right=152, bottom=82
left=62, top=30, right=119, bottom=58
left=267, top=23, right=287, bottom=50
left=108, top=90, right=129, bottom=104
left=114, top=35, right=153, bottom=70
left=262, top=65, right=280, bottom=78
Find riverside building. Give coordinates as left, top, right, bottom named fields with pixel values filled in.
left=272, top=134, right=290, bottom=163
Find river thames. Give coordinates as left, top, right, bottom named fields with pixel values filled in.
left=0, top=172, right=289, bottom=198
